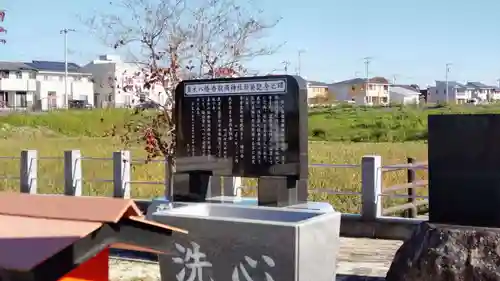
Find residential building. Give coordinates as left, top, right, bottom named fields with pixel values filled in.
left=419, top=89, right=429, bottom=103
left=306, top=81, right=331, bottom=104
left=24, top=61, right=94, bottom=110
left=465, top=82, right=496, bottom=102
left=82, top=55, right=167, bottom=108
left=389, top=85, right=420, bottom=105
left=493, top=87, right=500, bottom=101
left=431, top=81, right=473, bottom=104
left=0, top=62, right=37, bottom=109
left=329, top=77, right=390, bottom=105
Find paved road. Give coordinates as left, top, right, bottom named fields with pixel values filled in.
left=109, top=237, right=403, bottom=281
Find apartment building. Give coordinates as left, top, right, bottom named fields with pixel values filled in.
left=329, top=77, right=390, bottom=105
left=82, top=55, right=167, bottom=108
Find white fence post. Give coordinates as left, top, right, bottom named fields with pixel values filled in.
left=64, top=150, right=82, bottom=196
left=361, top=155, right=382, bottom=221
left=20, top=150, right=37, bottom=194
left=229, top=177, right=243, bottom=197
left=113, top=150, right=131, bottom=198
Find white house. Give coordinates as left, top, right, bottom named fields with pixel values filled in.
left=430, top=81, right=474, bottom=104
left=0, top=62, right=37, bottom=109
left=389, top=85, right=420, bottom=105
left=82, top=55, right=168, bottom=108
left=24, top=61, right=94, bottom=110
left=464, top=82, right=497, bottom=102
left=329, top=77, right=390, bottom=105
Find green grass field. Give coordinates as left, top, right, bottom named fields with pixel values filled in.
left=1, top=106, right=478, bottom=213
left=0, top=136, right=428, bottom=214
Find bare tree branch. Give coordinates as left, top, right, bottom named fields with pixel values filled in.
left=84, top=0, right=282, bottom=193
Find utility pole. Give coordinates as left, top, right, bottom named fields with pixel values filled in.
left=363, top=57, right=372, bottom=95
left=60, top=28, right=76, bottom=109
left=297, top=49, right=305, bottom=76
left=392, top=74, right=398, bottom=85
left=363, top=57, right=372, bottom=80
left=445, top=63, right=452, bottom=104
left=282, top=61, right=290, bottom=74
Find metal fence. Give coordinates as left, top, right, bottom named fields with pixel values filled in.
left=0, top=150, right=429, bottom=220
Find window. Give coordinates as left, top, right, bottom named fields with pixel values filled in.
left=29, top=72, right=36, bottom=79
left=75, top=76, right=82, bottom=81
left=44, top=75, right=48, bottom=80
left=15, top=71, right=22, bottom=79
left=0, top=71, right=8, bottom=78
left=383, top=85, right=389, bottom=90
left=381, top=97, right=388, bottom=103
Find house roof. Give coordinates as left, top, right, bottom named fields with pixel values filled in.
left=307, top=80, right=330, bottom=87
left=390, top=86, right=420, bottom=97
left=0, top=62, right=37, bottom=72
left=25, top=60, right=86, bottom=73
left=436, top=81, right=470, bottom=89
left=394, top=84, right=420, bottom=91
left=332, top=76, right=389, bottom=85
left=466, top=81, right=495, bottom=89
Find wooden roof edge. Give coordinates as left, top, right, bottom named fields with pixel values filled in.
left=128, top=215, right=188, bottom=234
left=110, top=243, right=166, bottom=254
left=113, top=201, right=144, bottom=223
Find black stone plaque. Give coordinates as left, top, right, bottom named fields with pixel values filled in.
left=173, top=75, right=309, bottom=206
left=428, top=114, right=500, bottom=227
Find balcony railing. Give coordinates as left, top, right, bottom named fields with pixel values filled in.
left=0, top=78, right=37, bottom=92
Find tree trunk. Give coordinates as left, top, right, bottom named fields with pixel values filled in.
left=164, top=155, right=174, bottom=200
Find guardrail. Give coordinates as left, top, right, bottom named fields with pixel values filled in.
left=0, top=150, right=428, bottom=220
left=381, top=157, right=428, bottom=218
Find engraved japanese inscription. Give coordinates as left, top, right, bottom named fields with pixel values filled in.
left=175, top=77, right=302, bottom=178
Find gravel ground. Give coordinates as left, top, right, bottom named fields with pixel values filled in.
left=109, top=237, right=401, bottom=281
left=110, top=258, right=160, bottom=281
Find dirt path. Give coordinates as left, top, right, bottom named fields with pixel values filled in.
left=109, top=237, right=402, bottom=281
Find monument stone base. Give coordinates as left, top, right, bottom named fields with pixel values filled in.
left=386, top=222, right=500, bottom=281
left=152, top=202, right=341, bottom=281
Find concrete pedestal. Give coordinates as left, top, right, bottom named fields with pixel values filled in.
left=152, top=203, right=341, bottom=281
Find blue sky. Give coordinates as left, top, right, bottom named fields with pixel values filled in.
left=2, top=0, right=500, bottom=86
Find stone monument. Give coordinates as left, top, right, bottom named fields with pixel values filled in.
left=386, top=114, right=500, bottom=281
left=172, top=75, right=309, bottom=207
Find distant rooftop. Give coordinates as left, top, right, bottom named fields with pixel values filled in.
left=435, top=81, right=469, bottom=89
left=25, top=61, right=86, bottom=74
left=0, top=62, right=37, bottom=72
left=332, top=77, right=390, bottom=85
left=307, top=80, right=330, bottom=87
left=466, top=81, right=495, bottom=89
left=390, top=86, right=421, bottom=96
